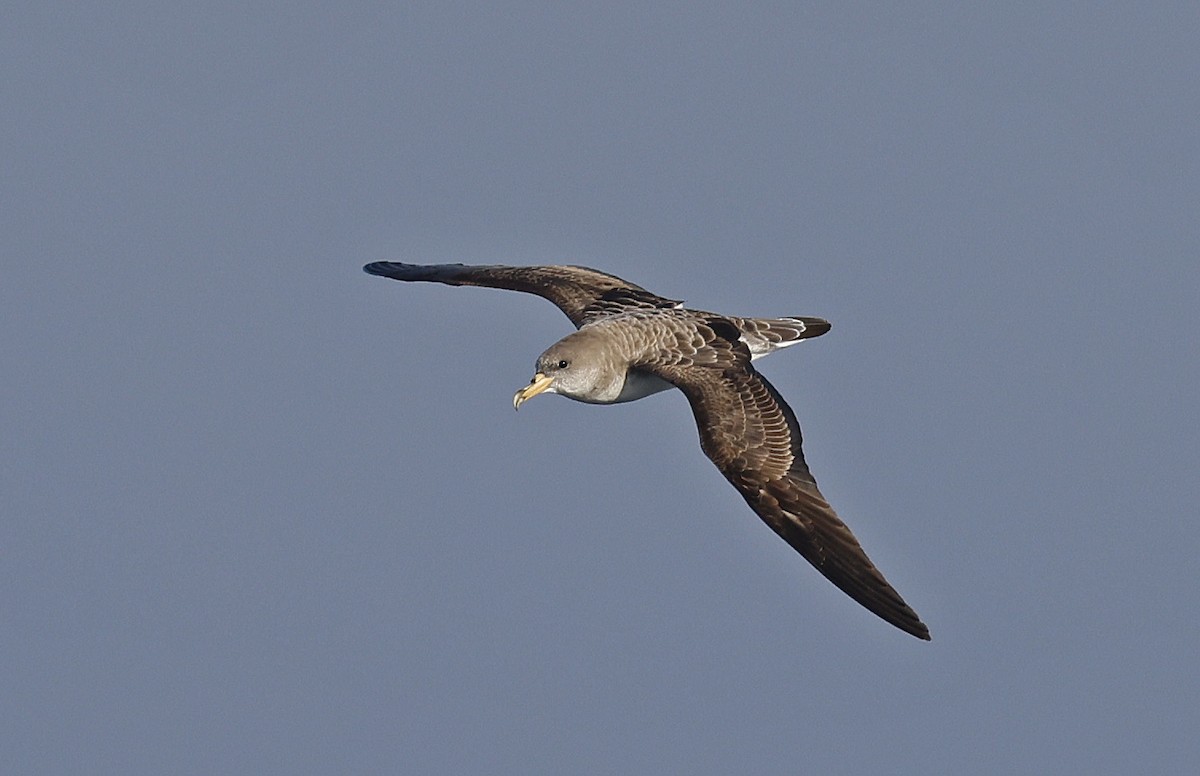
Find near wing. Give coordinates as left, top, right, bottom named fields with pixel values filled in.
left=643, top=319, right=931, bottom=640
left=363, top=262, right=681, bottom=328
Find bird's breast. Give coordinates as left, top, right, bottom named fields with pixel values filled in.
left=612, top=368, right=674, bottom=403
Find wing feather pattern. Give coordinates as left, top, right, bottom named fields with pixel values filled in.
left=643, top=322, right=931, bottom=640
left=363, top=261, right=680, bottom=328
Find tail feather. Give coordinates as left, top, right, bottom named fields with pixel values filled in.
left=734, top=316, right=831, bottom=359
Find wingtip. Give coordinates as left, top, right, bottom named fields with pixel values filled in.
left=363, top=261, right=398, bottom=277
left=882, top=600, right=930, bottom=640
left=895, top=609, right=931, bottom=640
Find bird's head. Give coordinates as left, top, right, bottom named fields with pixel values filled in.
left=512, top=333, right=619, bottom=409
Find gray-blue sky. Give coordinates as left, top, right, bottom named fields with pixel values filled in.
left=4, top=2, right=1198, bottom=773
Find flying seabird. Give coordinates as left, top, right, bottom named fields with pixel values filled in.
left=364, top=261, right=931, bottom=640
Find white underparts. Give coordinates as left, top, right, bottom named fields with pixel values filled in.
left=613, top=369, right=674, bottom=403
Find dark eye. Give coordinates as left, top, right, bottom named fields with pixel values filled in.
left=557, top=359, right=569, bottom=369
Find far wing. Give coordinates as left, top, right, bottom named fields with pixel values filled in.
left=364, top=262, right=681, bottom=328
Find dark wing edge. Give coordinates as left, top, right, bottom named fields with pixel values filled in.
left=643, top=333, right=931, bottom=640
left=363, top=261, right=681, bottom=327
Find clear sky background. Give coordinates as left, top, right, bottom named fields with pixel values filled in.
left=4, top=2, right=1198, bottom=773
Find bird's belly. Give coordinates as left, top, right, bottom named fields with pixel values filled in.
left=611, top=369, right=674, bottom=403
